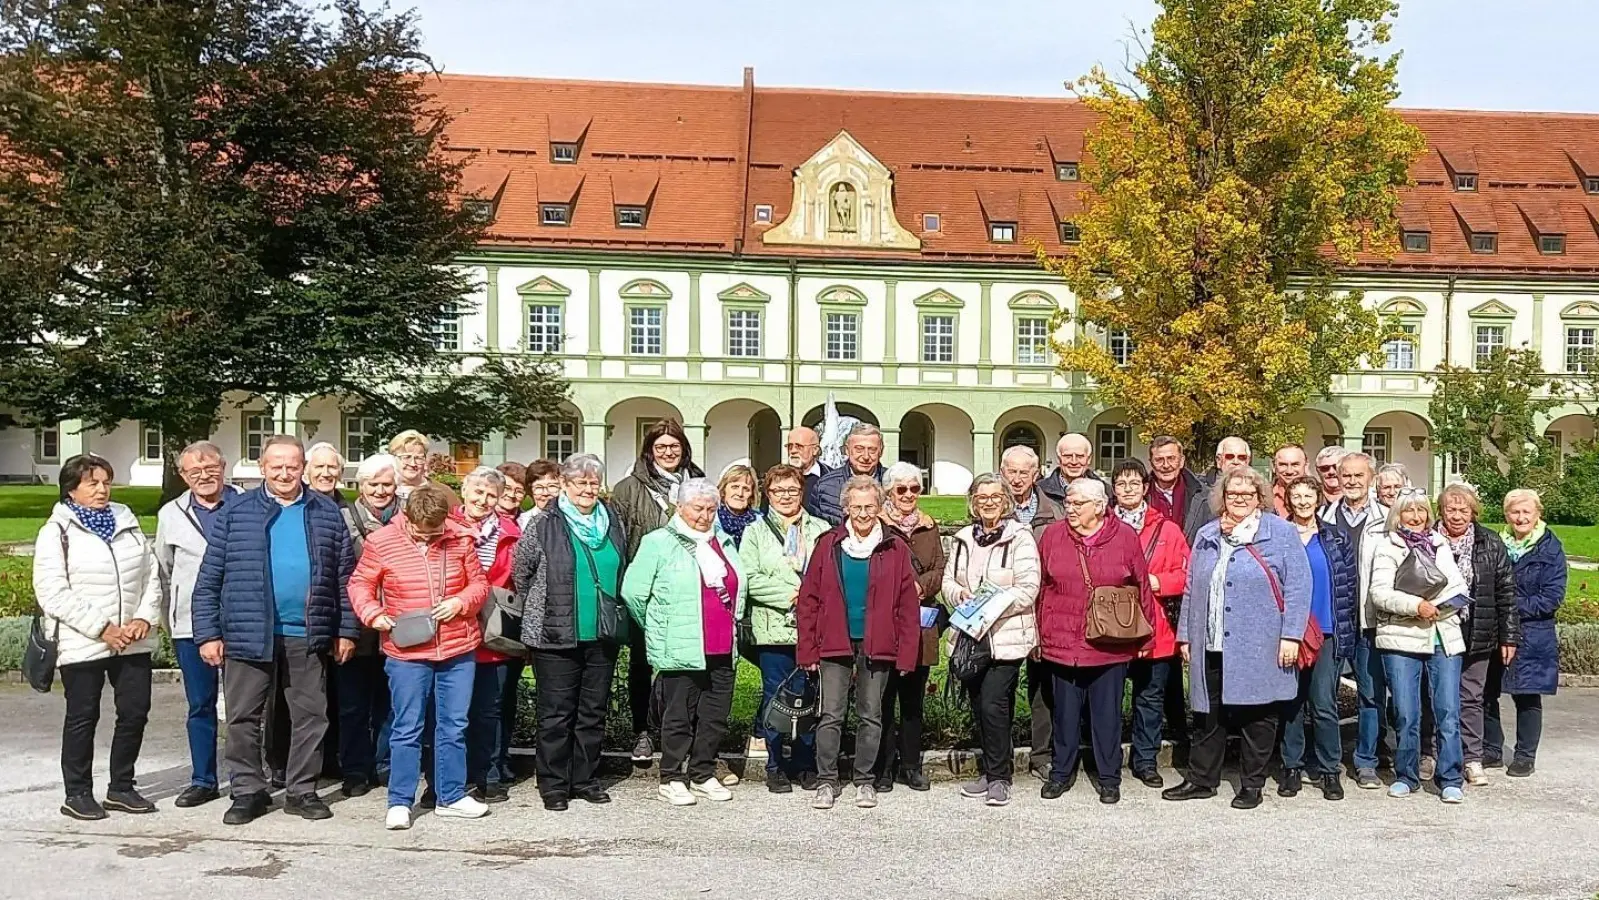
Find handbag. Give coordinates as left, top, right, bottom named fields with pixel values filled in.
left=761, top=667, right=819, bottom=740
left=576, top=538, right=629, bottom=645
left=1244, top=544, right=1323, bottom=669
left=1078, top=539, right=1152, bottom=644
left=23, top=525, right=71, bottom=693
left=390, top=609, right=439, bottom=648
left=1394, top=547, right=1449, bottom=600
left=948, top=629, right=992, bottom=681
left=479, top=586, right=527, bottom=655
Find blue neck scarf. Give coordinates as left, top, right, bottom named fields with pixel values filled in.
left=717, top=504, right=760, bottom=544
left=65, top=500, right=116, bottom=543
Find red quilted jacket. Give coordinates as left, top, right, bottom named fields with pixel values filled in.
left=348, top=516, right=489, bottom=662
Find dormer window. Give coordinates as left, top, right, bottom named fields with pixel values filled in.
left=990, top=222, right=1016, bottom=243
left=616, top=206, right=646, bottom=228
left=1058, top=221, right=1081, bottom=244
left=550, top=143, right=578, bottom=164
left=1586, top=177, right=1599, bottom=195
left=753, top=204, right=773, bottom=224
left=540, top=204, right=570, bottom=227
left=1470, top=232, right=1497, bottom=254
left=922, top=213, right=941, bottom=232
left=1402, top=230, right=1430, bottom=252
left=1454, top=173, right=1477, bottom=192
left=1540, top=234, right=1567, bottom=255
left=463, top=199, right=495, bottom=223
left=1055, top=161, right=1080, bottom=182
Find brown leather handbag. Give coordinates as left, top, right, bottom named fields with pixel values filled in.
left=1077, top=539, right=1153, bottom=644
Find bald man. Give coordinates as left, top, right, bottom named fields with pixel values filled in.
left=1038, top=433, right=1109, bottom=504
left=785, top=426, right=832, bottom=494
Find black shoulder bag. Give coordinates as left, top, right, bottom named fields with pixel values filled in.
left=575, top=536, right=628, bottom=645
left=23, top=526, right=68, bottom=693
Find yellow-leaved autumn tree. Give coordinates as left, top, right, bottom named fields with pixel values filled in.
left=1047, top=0, right=1427, bottom=451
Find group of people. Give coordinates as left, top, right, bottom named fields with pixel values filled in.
left=32, top=419, right=1565, bottom=826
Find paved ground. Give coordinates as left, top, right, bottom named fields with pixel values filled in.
left=2, top=683, right=1598, bottom=900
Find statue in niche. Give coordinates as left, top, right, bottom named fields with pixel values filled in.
left=828, top=182, right=856, bottom=233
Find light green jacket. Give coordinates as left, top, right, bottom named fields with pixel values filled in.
left=737, top=510, right=832, bottom=646
left=621, top=525, right=748, bottom=671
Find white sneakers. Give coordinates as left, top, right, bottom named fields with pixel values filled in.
left=1465, top=762, right=1489, bottom=786
left=435, top=795, right=489, bottom=819
left=385, top=806, right=412, bottom=830
left=691, top=778, right=734, bottom=801
left=659, top=782, right=696, bottom=806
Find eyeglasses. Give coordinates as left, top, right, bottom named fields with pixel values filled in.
left=653, top=441, right=683, bottom=453
left=1225, top=491, right=1258, bottom=501
left=182, top=465, right=223, bottom=477
left=567, top=479, right=601, bottom=490
left=769, top=486, right=802, bottom=497
left=396, top=453, right=426, bottom=464
left=1065, top=499, right=1098, bottom=509
left=1397, top=487, right=1427, bottom=498
left=1113, top=480, right=1144, bottom=490
left=1317, top=464, right=1339, bottom=473
left=845, top=505, right=879, bottom=516
left=1220, top=453, right=1250, bottom=462
left=892, top=485, right=922, bottom=496
left=974, top=494, right=1006, bottom=504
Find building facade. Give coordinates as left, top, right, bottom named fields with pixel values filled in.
left=5, top=72, right=1598, bottom=492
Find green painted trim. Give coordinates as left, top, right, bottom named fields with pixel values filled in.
left=1559, top=300, right=1599, bottom=320
left=716, top=282, right=771, bottom=304
left=1468, top=321, right=1509, bottom=368
left=484, top=265, right=501, bottom=352
left=32, top=424, right=60, bottom=464
left=618, top=277, right=673, bottom=302
left=918, top=308, right=959, bottom=365
left=721, top=304, right=765, bottom=359
left=911, top=287, right=965, bottom=309
left=514, top=274, right=573, bottom=297
left=1007, top=290, right=1060, bottom=311
left=239, top=408, right=273, bottom=463
left=1465, top=299, right=1516, bottom=318
left=1012, top=311, right=1054, bottom=367
left=978, top=281, right=993, bottom=365
left=687, top=272, right=702, bottom=358
left=586, top=268, right=602, bottom=358
left=623, top=303, right=668, bottom=357
left=1376, top=296, right=1427, bottom=317
left=1532, top=293, right=1546, bottom=355
left=883, top=280, right=898, bottom=365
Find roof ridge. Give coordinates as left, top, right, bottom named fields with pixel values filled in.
left=431, top=71, right=741, bottom=93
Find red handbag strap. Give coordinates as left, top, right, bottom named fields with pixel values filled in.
left=1243, top=544, right=1285, bottom=614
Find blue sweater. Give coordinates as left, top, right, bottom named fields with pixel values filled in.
left=267, top=493, right=312, bottom=637
left=1306, top=534, right=1333, bottom=636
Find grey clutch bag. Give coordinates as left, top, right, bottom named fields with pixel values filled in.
left=390, top=609, right=438, bottom=648
left=1394, top=548, right=1448, bottom=600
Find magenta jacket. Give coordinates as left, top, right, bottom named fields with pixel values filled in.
left=1036, top=517, right=1157, bottom=667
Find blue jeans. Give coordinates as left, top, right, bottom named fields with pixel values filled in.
left=1281, top=638, right=1342, bottom=777
left=173, top=639, right=219, bottom=789
left=385, top=653, right=475, bottom=808
left=1383, top=647, right=1464, bottom=790
left=1127, top=657, right=1172, bottom=774
left=755, top=647, right=815, bottom=775
left=467, top=660, right=516, bottom=789
left=1354, top=629, right=1394, bottom=770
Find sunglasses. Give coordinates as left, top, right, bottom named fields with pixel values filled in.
left=892, top=485, right=922, bottom=495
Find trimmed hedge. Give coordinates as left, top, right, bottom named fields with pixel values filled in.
left=0, top=556, right=30, bottom=618
left=0, top=616, right=175, bottom=668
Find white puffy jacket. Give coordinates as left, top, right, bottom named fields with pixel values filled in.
left=32, top=502, right=162, bottom=667
left=1369, top=529, right=1468, bottom=657
left=942, top=520, right=1041, bottom=662
left=154, top=486, right=242, bottom=639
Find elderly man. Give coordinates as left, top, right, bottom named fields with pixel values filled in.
left=786, top=425, right=832, bottom=494
left=1271, top=444, right=1308, bottom=517
left=1039, top=433, right=1105, bottom=503
left=807, top=423, right=886, bottom=526
left=154, top=441, right=244, bottom=809
left=1000, top=445, right=1062, bottom=536
left=1314, top=446, right=1349, bottom=506
left=191, top=435, right=357, bottom=826
left=1147, top=435, right=1209, bottom=545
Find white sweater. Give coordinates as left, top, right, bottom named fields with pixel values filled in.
left=32, top=502, right=162, bottom=667
left=942, top=520, right=1041, bottom=662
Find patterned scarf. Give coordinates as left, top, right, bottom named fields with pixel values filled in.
left=1439, top=524, right=1475, bottom=593
left=559, top=494, right=611, bottom=550
left=972, top=519, right=1006, bottom=547
left=669, top=514, right=728, bottom=589
left=1013, top=489, right=1039, bottom=526
left=717, top=504, right=759, bottom=545
left=1115, top=503, right=1147, bottom=533
left=1502, top=521, right=1547, bottom=563
left=66, top=499, right=116, bottom=543
left=1398, top=527, right=1437, bottom=560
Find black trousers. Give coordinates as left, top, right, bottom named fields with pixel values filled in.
left=874, top=664, right=929, bottom=777
left=335, top=653, right=388, bottom=782
left=1190, top=652, right=1277, bottom=791
left=1027, top=657, right=1054, bottom=773
left=532, top=642, right=618, bottom=799
left=1050, top=661, right=1126, bottom=788
left=61, top=653, right=153, bottom=798
left=657, top=656, right=736, bottom=784
left=967, top=661, right=1022, bottom=783
left=627, top=629, right=657, bottom=735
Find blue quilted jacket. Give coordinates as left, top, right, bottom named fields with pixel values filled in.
left=190, top=486, right=357, bottom=662
left=1315, top=520, right=1361, bottom=662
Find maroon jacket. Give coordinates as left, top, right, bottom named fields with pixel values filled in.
left=1036, top=516, right=1158, bottom=667
left=796, top=526, right=921, bottom=672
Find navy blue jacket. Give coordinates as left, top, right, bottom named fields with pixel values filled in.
left=190, top=486, right=357, bottom=662
left=1503, top=528, right=1566, bottom=696
left=805, top=463, right=884, bottom=526
left=1314, top=520, right=1361, bottom=662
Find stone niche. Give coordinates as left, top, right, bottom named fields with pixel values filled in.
left=761, top=129, right=921, bottom=251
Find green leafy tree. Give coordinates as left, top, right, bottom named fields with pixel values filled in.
left=1427, top=348, right=1563, bottom=505
left=1045, top=0, right=1426, bottom=451
left=0, top=0, right=566, bottom=496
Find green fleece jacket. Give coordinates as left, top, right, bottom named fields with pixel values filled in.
left=737, top=510, right=832, bottom=646
left=621, top=525, right=748, bottom=671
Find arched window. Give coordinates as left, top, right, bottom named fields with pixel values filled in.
left=1002, top=423, right=1043, bottom=457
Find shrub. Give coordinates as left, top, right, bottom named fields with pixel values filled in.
left=1558, top=592, right=1599, bottom=625
left=1558, top=624, right=1599, bottom=676
left=0, top=557, right=34, bottom=617
left=0, top=615, right=174, bottom=670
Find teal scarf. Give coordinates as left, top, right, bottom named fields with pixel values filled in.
left=1502, top=520, right=1546, bottom=563
left=560, top=495, right=611, bottom=550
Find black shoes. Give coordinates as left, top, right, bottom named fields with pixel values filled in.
left=472, top=783, right=511, bottom=804
left=1231, top=788, right=1263, bottom=810
left=1321, top=774, right=1344, bottom=801
left=1277, top=768, right=1303, bottom=797
left=175, top=785, right=221, bottom=808
left=1482, top=756, right=1505, bottom=769
left=341, top=778, right=373, bottom=799
left=1133, top=769, right=1164, bottom=789
left=269, top=769, right=286, bottom=790
left=575, top=786, right=612, bottom=805
left=223, top=791, right=273, bottom=825
left=419, top=787, right=437, bottom=809
left=1099, top=785, right=1121, bottom=805
left=542, top=795, right=569, bottom=812
left=284, top=793, right=333, bottom=820
left=1161, top=781, right=1218, bottom=802
left=899, top=769, right=931, bottom=792
left=767, top=771, right=794, bottom=794
left=1040, top=780, right=1071, bottom=800
left=872, top=774, right=895, bottom=794
left=1506, top=760, right=1536, bottom=778
left=797, top=771, right=820, bottom=792
left=103, top=789, right=156, bottom=814
left=61, top=794, right=108, bottom=820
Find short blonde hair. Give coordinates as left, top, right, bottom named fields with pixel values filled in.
left=387, top=429, right=430, bottom=455
left=1503, top=488, right=1544, bottom=516
left=1437, top=483, right=1481, bottom=520
left=1385, top=489, right=1434, bottom=531
left=1209, top=467, right=1272, bottom=515
left=966, top=473, right=1016, bottom=521
left=717, top=464, right=757, bottom=500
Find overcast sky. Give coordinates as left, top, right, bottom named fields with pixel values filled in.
left=380, top=0, right=1599, bottom=113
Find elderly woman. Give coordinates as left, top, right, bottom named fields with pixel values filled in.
left=716, top=464, right=760, bottom=548
left=622, top=478, right=746, bottom=806
left=1035, top=478, right=1156, bottom=805
left=1374, top=463, right=1411, bottom=508
left=1486, top=489, right=1565, bottom=779
left=1279, top=475, right=1359, bottom=801
left=449, top=467, right=525, bottom=804
left=1370, top=489, right=1470, bottom=802
left=514, top=454, right=629, bottom=811
left=739, top=464, right=831, bottom=793
left=1166, top=468, right=1310, bottom=810
left=1109, top=459, right=1190, bottom=790
left=347, top=485, right=491, bottom=830
left=1435, top=484, right=1520, bottom=787
left=34, top=454, right=162, bottom=820
left=943, top=473, right=1039, bottom=807
left=796, top=476, right=920, bottom=811
left=612, top=419, right=707, bottom=763
left=874, top=462, right=947, bottom=794
left=519, top=459, right=562, bottom=529
left=387, top=430, right=460, bottom=505
left=496, top=462, right=527, bottom=517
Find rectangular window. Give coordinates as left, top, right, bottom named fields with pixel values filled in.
left=1567, top=326, right=1597, bottom=373
left=825, top=312, right=859, bottom=361
left=1470, top=232, right=1498, bottom=254
left=34, top=424, right=60, bottom=463
left=1586, top=176, right=1599, bottom=195
left=616, top=206, right=646, bottom=228
left=1362, top=429, right=1391, bottom=465
left=1454, top=173, right=1477, bottom=191
left=1473, top=324, right=1506, bottom=368
left=922, top=315, right=955, bottom=363
left=544, top=420, right=577, bottom=462
left=463, top=199, right=495, bottom=223
left=431, top=315, right=460, bottom=352
left=1058, top=221, right=1081, bottom=244
left=1016, top=317, right=1050, bottom=365
left=1540, top=234, right=1566, bottom=255
left=1402, top=231, right=1430, bottom=252
left=1108, top=329, right=1133, bottom=367
left=989, top=222, right=1016, bottom=243
left=727, top=309, right=762, bottom=357
left=1096, top=425, right=1130, bottom=472
left=526, top=304, right=563, bottom=354
left=243, top=413, right=273, bottom=463
left=921, top=213, right=941, bottom=232
left=550, top=143, right=577, bottom=163
left=754, top=204, right=773, bottom=223
left=1055, top=161, right=1080, bottom=181
left=1449, top=451, right=1470, bottom=477
left=1382, top=323, right=1417, bottom=371
left=628, top=306, right=663, bottom=356
left=540, top=204, right=569, bottom=226
left=343, top=415, right=377, bottom=462
left=141, top=422, right=163, bottom=461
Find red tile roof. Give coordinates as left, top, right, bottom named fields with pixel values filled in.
left=431, top=72, right=1599, bottom=273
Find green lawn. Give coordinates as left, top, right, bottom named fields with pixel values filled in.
left=1552, top=525, right=1599, bottom=560
left=916, top=495, right=967, bottom=524
left=0, top=485, right=161, bottom=543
